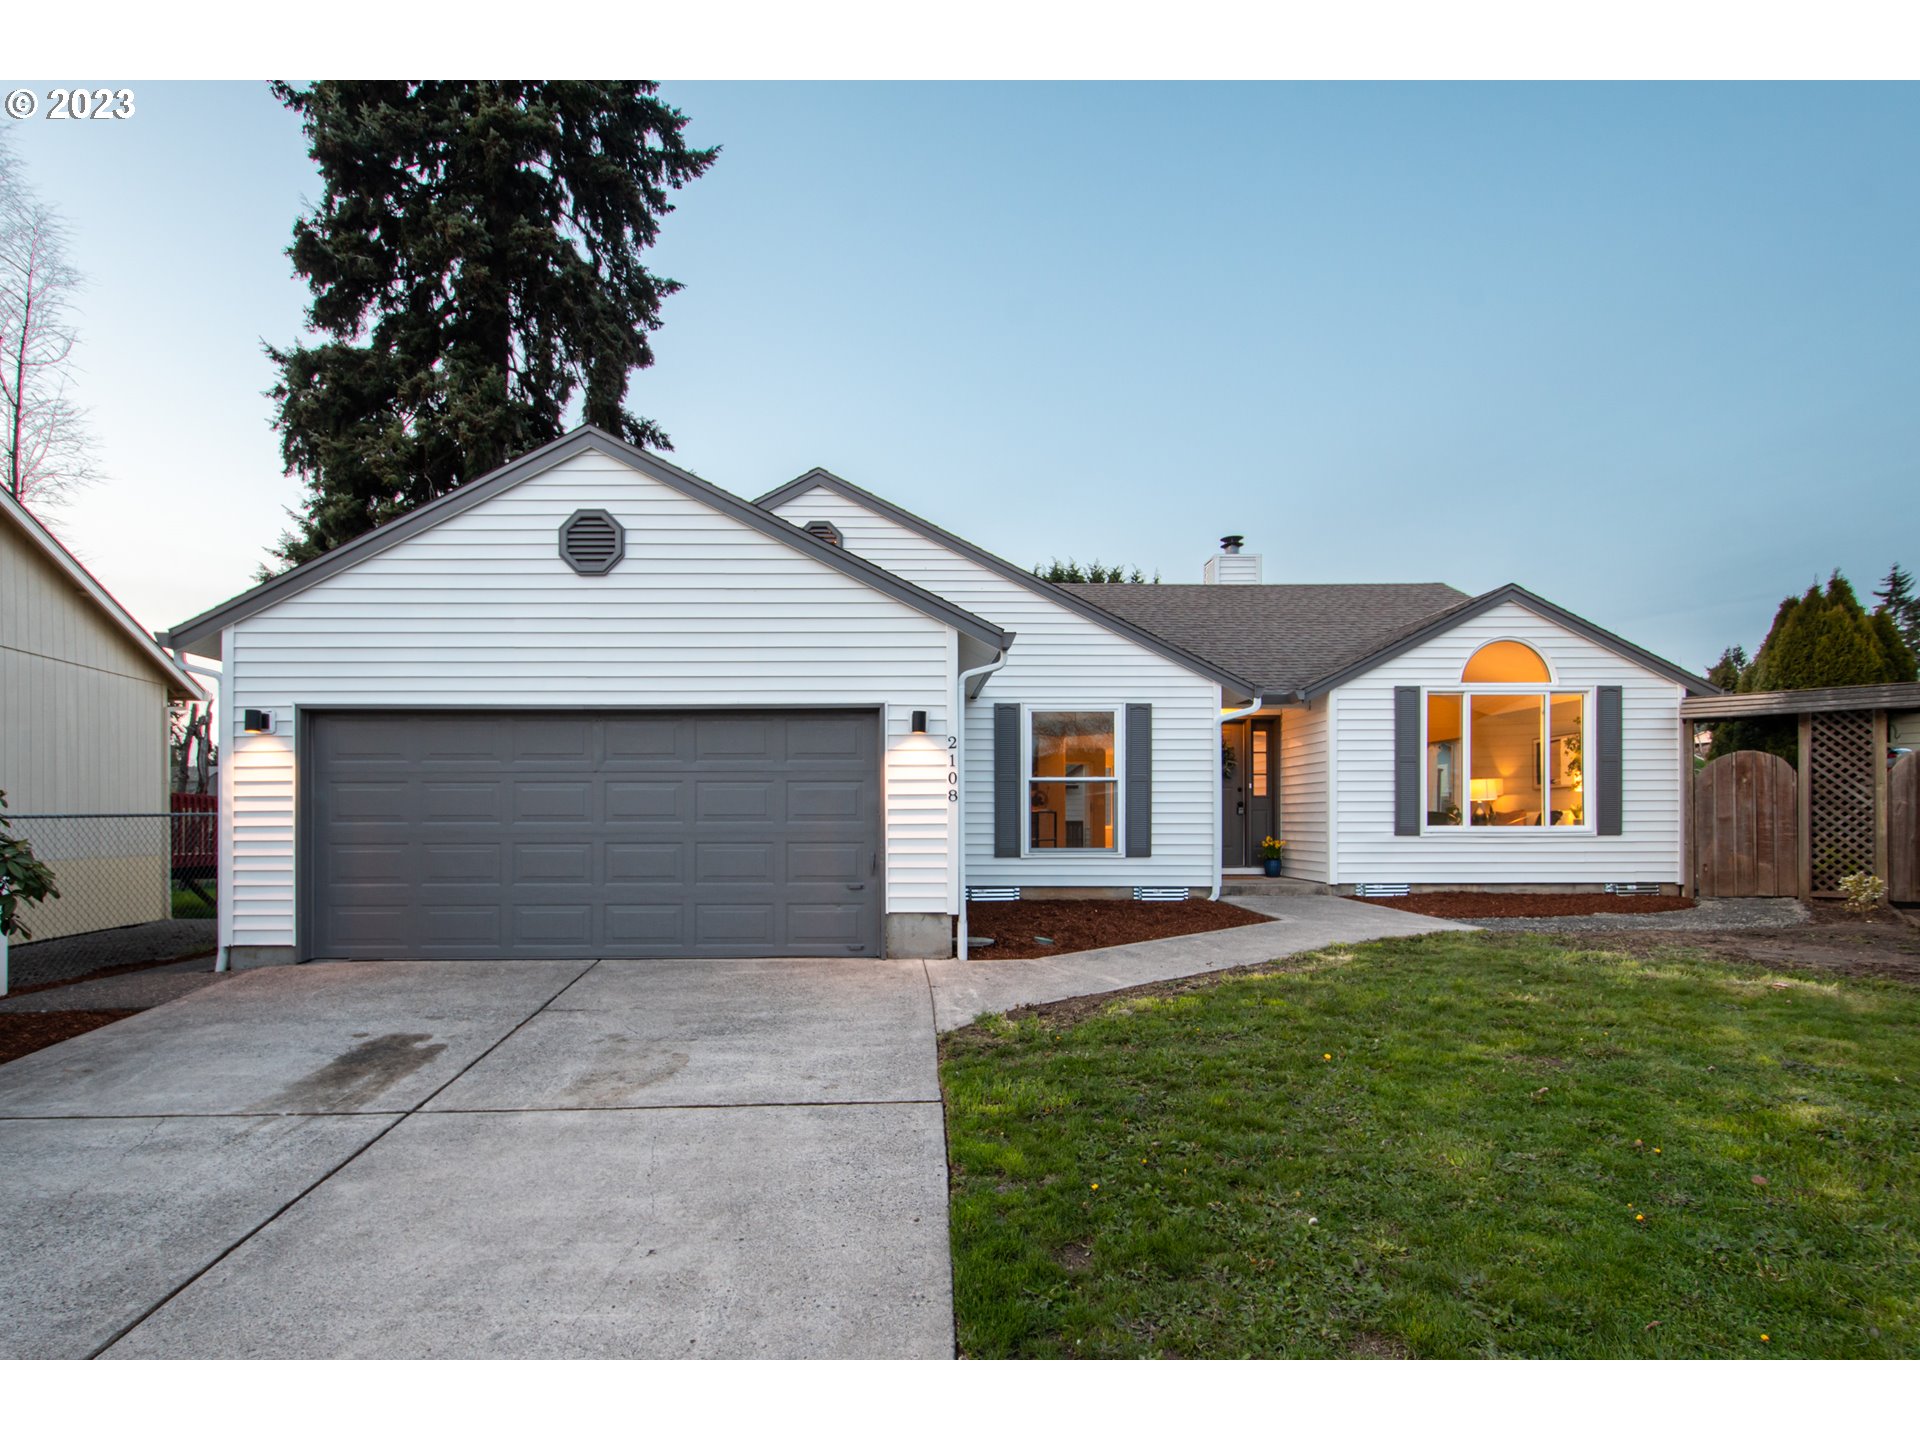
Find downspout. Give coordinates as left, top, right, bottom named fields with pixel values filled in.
left=1211, top=691, right=1266, bottom=901
left=170, top=653, right=229, bottom=971
left=953, top=647, right=1009, bottom=959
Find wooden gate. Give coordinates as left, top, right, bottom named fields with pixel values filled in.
left=1692, top=751, right=1799, bottom=898
left=1893, top=751, right=1920, bottom=904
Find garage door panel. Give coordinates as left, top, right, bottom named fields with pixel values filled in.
left=514, top=782, right=592, bottom=822
left=606, top=781, right=684, bottom=822
left=695, top=904, right=775, bottom=945
left=607, top=904, right=684, bottom=944
left=511, top=718, right=593, bottom=763
left=607, top=842, right=683, bottom=883
left=308, top=711, right=882, bottom=960
left=696, top=717, right=775, bottom=761
left=422, top=782, right=503, bottom=822
left=421, top=844, right=501, bottom=882
left=787, top=842, right=865, bottom=883
left=786, top=903, right=869, bottom=943
left=420, top=719, right=513, bottom=765
left=788, top=781, right=863, bottom=820
left=604, top=718, right=687, bottom=762
left=509, top=843, right=591, bottom=884
left=787, top=716, right=867, bottom=759
left=694, top=842, right=774, bottom=883
left=695, top=781, right=777, bottom=822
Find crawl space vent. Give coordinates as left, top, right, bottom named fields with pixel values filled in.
left=559, top=509, right=625, bottom=575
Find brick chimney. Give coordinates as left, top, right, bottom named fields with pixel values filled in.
left=1203, top=534, right=1262, bottom=584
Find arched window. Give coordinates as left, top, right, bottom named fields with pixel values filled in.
left=1462, top=640, right=1550, bottom=684
left=1425, top=639, right=1586, bottom=830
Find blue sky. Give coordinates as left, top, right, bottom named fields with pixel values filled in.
left=7, top=81, right=1917, bottom=671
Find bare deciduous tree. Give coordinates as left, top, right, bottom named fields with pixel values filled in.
left=0, top=135, right=99, bottom=518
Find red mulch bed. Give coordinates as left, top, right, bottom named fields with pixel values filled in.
left=963, top=898, right=1269, bottom=960
left=1357, top=891, right=1697, bottom=920
left=0, top=1010, right=137, bottom=1067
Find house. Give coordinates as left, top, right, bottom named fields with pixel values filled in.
left=1, top=487, right=206, bottom=940
left=156, top=428, right=1713, bottom=966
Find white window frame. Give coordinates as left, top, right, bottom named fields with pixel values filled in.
left=1021, top=702, right=1125, bottom=858
left=1420, top=643, right=1594, bottom=835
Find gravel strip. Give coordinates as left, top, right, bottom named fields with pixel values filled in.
left=1470, top=898, right=1809, bottom=934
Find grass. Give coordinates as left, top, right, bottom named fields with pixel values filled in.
left=171, top=885, right=215, bottom=920
left=940, top=932, right=1920, bottom=1358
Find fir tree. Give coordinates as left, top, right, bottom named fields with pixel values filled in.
left=1034, top=559, right=1156, bottom=583
left=1745, top=572, right=1916, bottom=692
left=1873, top=563, right=1920, bottom=654
left=265, top=82, right=717, bottom=571
left=1707, top=573, right=1916, bottom=762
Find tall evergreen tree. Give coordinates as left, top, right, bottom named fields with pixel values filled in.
left=1709, top=571, right=1917, bottom=761
left=265, top=82, right=717, bottom=570
left=1873, top=562, right=1920, bottom=654
left=1745, top=572, right=1916, bottom=692
left=1704, top=644, right=1747, bottom=692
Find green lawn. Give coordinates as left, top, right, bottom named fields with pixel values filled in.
left=941, top=932, right=1920, bottom=1358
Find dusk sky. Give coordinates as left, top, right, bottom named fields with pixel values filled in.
left=7, top=81, right=1917, bottom=673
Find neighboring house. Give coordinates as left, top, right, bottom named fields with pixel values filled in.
left=1, top=488, right=205, bottom=939
left=157, top=428, right=1712, bottom=966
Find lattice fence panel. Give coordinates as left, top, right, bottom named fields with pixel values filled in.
left=1808, top=710, right=1876, bottom=895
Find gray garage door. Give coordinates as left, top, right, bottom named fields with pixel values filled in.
left=306, top=710, right=881, bottom=960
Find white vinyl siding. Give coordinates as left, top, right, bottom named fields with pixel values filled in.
left=222, top=449, right=956, bottom=951
left=1276, top=699, right=1330, bottom=883
left=1330, top=600, right=1686, bottom=886
left=767, top=489, right=1222, bottom=889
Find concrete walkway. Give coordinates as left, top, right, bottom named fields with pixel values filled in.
left=924, top=894, right=1473, bottom=1032
left=0, top=893, right=1465, bottom=1359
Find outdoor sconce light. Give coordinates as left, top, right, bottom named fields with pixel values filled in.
left=911, top=710, right=928, bottom=734
left=243, top=709, right=274, bottom=734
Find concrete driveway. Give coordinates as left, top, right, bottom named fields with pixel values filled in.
left=0, top=958, right=951, bottom=1359
left=0, top=894, right=1466, bottom=1359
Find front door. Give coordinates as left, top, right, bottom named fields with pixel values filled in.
left=1222, top=719, right=1279, bottom=867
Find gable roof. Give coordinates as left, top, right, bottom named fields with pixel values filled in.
left=1061, top=581, right=1470, bottom=700
left=1, top=487, right=204, bottom=702
left=1069, top=579, right=1715, bottom=700
left=755, top=469, right=1259, bottom=697
left=158, top=428, right=1011, bottom=658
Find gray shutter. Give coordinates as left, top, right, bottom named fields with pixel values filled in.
left=1596, top=685, right=1624, bottom=836
left=994, top=704, right=1021, bottom=858
left=1393, top=686, right=1421, bottom=836
left=1124, top=704, right=1152, bottom=857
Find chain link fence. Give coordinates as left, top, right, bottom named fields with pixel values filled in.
left=6, top=811, right=216, bottom=941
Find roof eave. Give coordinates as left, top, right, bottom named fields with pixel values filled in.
left=754, top=469, right=1258, bottom=698
left=1, top=488, right=206, bottom=702
left=161, top=428, right=1010, bottom=656
left=1295, top=583, right=1717, bottom=698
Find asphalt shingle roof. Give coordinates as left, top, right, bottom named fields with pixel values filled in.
left=1057, top=581, right=1471, bottom=697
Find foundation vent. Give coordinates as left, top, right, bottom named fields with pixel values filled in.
left=966, top=886, right=1020, bottom=902
left=1132, top=887, right=1189, bottom=902
left=1353, top=883, right=1411, bottom=898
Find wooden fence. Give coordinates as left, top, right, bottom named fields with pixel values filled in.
left=1893, top=752, right=1920, bottom=905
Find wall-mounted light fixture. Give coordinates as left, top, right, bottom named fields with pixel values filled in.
left=911, top=710, right=928, bottom=734
left=243, top=709, right=274, bottom=734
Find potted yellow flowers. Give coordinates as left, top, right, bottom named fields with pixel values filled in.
left=1259, top=835, right=1287, bottom=877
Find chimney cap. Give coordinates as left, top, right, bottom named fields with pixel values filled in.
left=1220, top=535, right=1244, bottom=554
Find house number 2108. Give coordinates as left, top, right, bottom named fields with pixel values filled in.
left=947, top=736, right=958, bottom=802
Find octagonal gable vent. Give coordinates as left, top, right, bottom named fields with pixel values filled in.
left=803, top=519, right=843, bottom=547
left=559, top=508, right=625, bottom=575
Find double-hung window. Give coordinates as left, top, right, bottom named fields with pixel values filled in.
left=1425, top=642, right=1588, bottom=829
left=1027, top=709, right=1118, bottom=851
